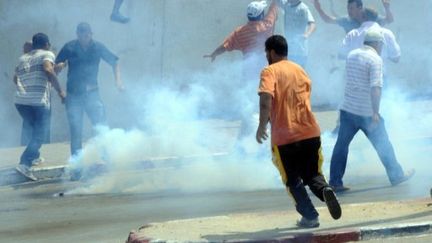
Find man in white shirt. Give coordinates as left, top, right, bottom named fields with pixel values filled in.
left=329, top=30, right=414, bottom=193
left=281, top=0, right=316, bottom=68
left=339, top=7, right=400, bottom=62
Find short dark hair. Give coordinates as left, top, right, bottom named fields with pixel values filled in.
left=363, top=7, right=378, bottom=22
left=32, top=33, right=50, bottom=49
left=348, top=0, right=363, bottom=8
left=76, top=22, right=92, bottom=34
left=265, top=35, right=288, bottom=56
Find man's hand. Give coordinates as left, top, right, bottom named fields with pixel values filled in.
left=54, top=62, right=67, bottom=74
left=58, top=90, right=66, bottom=104
left=203, top=54, right=216, bottom=62
left=369, top=112, right=380, bottom=131
left=256, top=124, right=269, bottom=144
left=116, top=81, right=125, bottom=92
left=382, top=0, right=390, bottom=9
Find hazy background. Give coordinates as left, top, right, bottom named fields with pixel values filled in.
left=0, top=0, right=430, bottom=147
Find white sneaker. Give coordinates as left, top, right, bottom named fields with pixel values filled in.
left=31, top=157, right=45, bottom=166
left=16, top=164, right=37, bottom=181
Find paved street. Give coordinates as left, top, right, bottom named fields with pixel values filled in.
left=0, top=167, right=431, bottom=242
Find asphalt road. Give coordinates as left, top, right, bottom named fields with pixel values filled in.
left=0, top=168, right=431, bottom=243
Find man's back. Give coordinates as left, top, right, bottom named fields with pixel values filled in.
left=342, top=46, right=383, bottom=117
left=259, top=60, right=320, bottom=145
left=340, top=22, right=400, bottom=61
left=15, top=49, right=55, bottom=107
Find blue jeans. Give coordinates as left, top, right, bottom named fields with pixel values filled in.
left=15, top=104, right=50, bottom=166
left=329, top=110, right=404, bottom=187
left=65, top=90, right=107, bottom=157
left=21, top=107, right=51, bottom=146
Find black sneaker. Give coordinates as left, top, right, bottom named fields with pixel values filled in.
left=391, top=169, right=415, bottom=186
left=296, top=217, right=320, bottom=228
left=331, top=185, right=350, bottom=193
left=110, top=12, right=130, bottom=24
left=323, top=187, right=342, bottom=220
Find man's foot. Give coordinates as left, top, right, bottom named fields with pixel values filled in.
left=296, top=217, right=320, bottom=228
left=323, top=187, right=342, bottom=220
left=31, top=157, right=45, bottom=166
left=331, top=185, right=350, bottom=193
left=110, top=12, right=130, bottom=24
left=16, top=164, right=37, bottom=181
left=391, top=169, right=415, bottom=186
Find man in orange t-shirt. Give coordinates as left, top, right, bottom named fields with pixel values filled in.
left=256, top=35, right=341, bottom=228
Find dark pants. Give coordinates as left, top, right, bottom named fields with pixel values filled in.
left=15, top=104, right=50, bottom=166
left=330, top=110, right=404, bottom=187
left=273, top=137, right=329, bottom=220
left=66, top=90, right=107, bottom=157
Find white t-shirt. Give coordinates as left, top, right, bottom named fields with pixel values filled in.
left=339, top=21, right=401, bottom=62
left=283, top=1, right=315, bottom=57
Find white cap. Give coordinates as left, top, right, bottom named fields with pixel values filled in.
left=247, top=1, right=268, bottom=18
left=364, top=29, right=384, bottom=43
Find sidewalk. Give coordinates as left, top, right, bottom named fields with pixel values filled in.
left=126, top=198, right=432, bottom=242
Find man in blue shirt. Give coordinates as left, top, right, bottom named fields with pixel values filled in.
left=56, top=22, right=124, bottom=178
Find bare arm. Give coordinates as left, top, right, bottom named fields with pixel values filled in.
left=43, top=60, right=66, bottom=102
left=256, top=92, right=272, bottom=144
left=54, top=61, right=67, bottom=74
left=313, top=0, right=337, bottom=24
left=203, top=44, right=226, bottom=62
left=371, top=86, right=382, bottom=123
left=112, top=63, right=124, bottom=91
left=382, top=0, right=394, bottom=25
left=304, top=22, right=316, bottom=38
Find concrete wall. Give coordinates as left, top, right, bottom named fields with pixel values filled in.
left=0, top=0, right=430, bottom=147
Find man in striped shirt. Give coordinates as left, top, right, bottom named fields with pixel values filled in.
left=204, top=0, right=277, bottom=65
left=329, top=30, right=414, bottom=193
left=14, top=33, right=66, bottom=180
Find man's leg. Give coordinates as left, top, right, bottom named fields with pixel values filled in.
left=19, top=106, right=49, bottom=165
left=362, top=116, right=406, bottom=184
left=85, top=91, right=110, bottom=163
left=111, top=0, right=130, bottom=24
left=20, top=118, right=32, bottom=146
left=273, top=144, right=319, bottom=221
left=66, top=94, right=84, bottom=157
left=85, top=91, right=107, bottom=128
left=329, top=110, right=359, bottom=187
left=299, top=137, right=327, bottom=201
left=299, top=137, right=342, bottom=220
left=16, top=105, right=35, bottom=166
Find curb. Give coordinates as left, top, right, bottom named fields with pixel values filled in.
left=125, top=222, right=432, bottom=243
left=0, top=165, right=66, bottom=186
left=0, top=152, right=231, bottom=186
